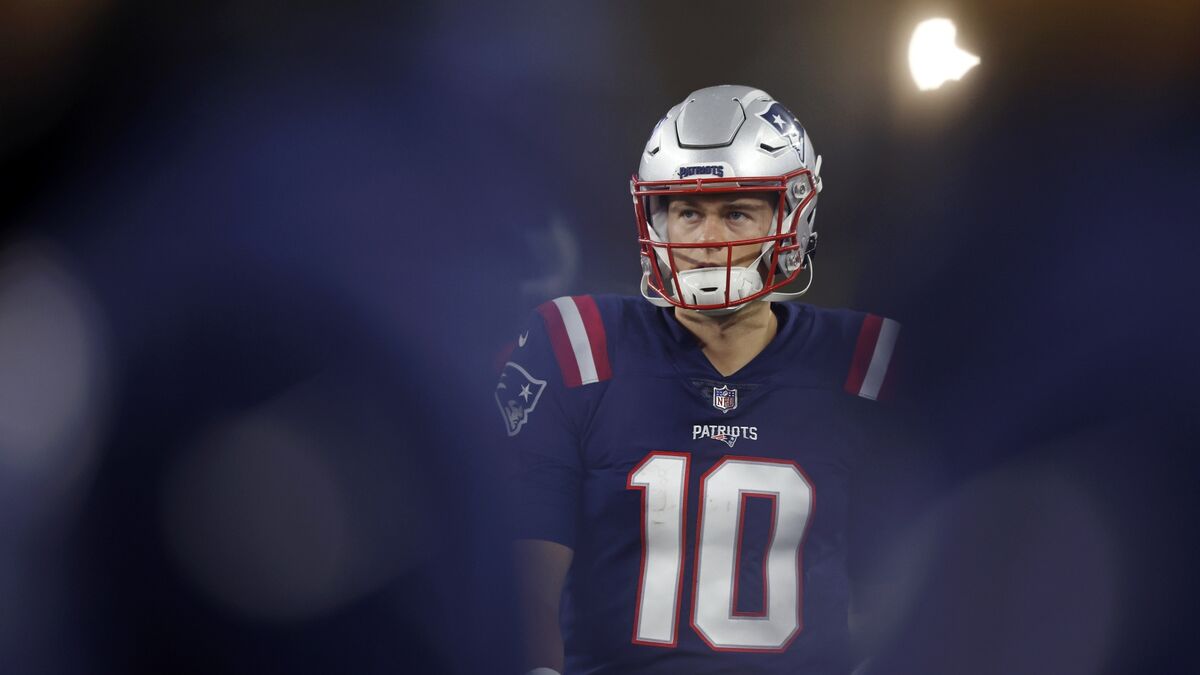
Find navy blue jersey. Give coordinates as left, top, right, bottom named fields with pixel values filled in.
left=498, top=295, right=900, bottom=674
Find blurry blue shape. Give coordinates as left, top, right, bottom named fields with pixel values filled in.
left=0, top=3, right=572, bottom=673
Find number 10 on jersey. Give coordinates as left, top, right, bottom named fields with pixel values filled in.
left=627, top=452, right=814, bottom=651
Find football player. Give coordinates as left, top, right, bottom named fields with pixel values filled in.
left=500, top=85, right=901, bottom=674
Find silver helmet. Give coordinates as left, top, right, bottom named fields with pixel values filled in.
left=632, top=84, right=823, bottom=314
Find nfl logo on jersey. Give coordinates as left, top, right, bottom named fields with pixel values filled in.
left=712, top=385, right=738, bottom=414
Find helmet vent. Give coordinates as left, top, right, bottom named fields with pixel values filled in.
left=675, top=92, right=746, bottom=148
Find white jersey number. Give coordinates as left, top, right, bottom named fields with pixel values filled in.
left=628, top=453, right=814, bottom=651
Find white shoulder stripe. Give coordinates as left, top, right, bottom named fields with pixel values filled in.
left=859, top=318, right=900, bottom=400
left=552, top=297, right=599, bottom=385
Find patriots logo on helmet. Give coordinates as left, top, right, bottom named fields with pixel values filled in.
left=757, top=102, right=806, bottom=163
left=495, top=361, right=547, bottom=436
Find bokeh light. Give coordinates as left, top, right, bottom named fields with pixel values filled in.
left=0, top=241, right=108, bottom=523
left=909, top=18, right=980, bottom=91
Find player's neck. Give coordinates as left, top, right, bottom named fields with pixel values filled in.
left=674, top=301, right=778, bottom=378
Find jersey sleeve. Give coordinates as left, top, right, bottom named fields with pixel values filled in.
left=496, top=296, right=613, bottom=549
left=841, top=315, right=940, bottom=594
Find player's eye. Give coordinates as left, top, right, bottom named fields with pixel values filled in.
left=678, top=208, right=699, bottom=220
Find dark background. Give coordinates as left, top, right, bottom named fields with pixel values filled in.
left=1, top=1, right=1197, bottom=673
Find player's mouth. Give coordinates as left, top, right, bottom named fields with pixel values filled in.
left=674, top=252, right=720, bottom=269
left=674, top=252, right=757, bottom=270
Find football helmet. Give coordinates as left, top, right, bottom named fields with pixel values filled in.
left=632, top=85, right=823, bottom=314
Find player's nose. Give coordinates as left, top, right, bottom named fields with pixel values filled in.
left=695, top=212, right=727, bottom=247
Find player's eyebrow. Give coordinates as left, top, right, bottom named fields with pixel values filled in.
left=724, top=199, right=772, bottom=211
left=670, top=197, right=770, bottom=209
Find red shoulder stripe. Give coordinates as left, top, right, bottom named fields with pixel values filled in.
left=844, top=314, right=883, bottom=397
left=876, top=349, right=899, bottom=402
left=537, top=300, right=582, bottom=388
left=572, top=295, right=612, bottom=383
left=845, top=314, right=901, bottom=400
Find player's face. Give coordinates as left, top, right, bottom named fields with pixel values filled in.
left=664, top=193, right=775, bottom=271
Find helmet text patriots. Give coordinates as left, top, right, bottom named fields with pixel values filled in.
left=677, top=164, right=726, bottom=178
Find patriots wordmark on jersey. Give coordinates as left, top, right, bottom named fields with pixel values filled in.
left=501, top=294, right=900, bottom=675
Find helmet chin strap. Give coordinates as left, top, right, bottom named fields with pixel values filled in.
left=639, top=272, right=753, bottom=316
left=675, top=266, right=763, bottom=314
left=642, top=253, right=815, bottom=310
left=639, top=274, right=673, bottom=308
left=763, top=254, right=815, bottom=301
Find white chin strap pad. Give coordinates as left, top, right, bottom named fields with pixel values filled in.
left=675, top=266, right=763, bottom=307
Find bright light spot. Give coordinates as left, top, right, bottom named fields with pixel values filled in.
left=908, top=18, right=980, bottom=91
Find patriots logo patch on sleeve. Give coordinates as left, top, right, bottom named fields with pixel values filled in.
left=495, top=361, right=547, bottom=436
left=757, top=102, right=806, bottom=163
